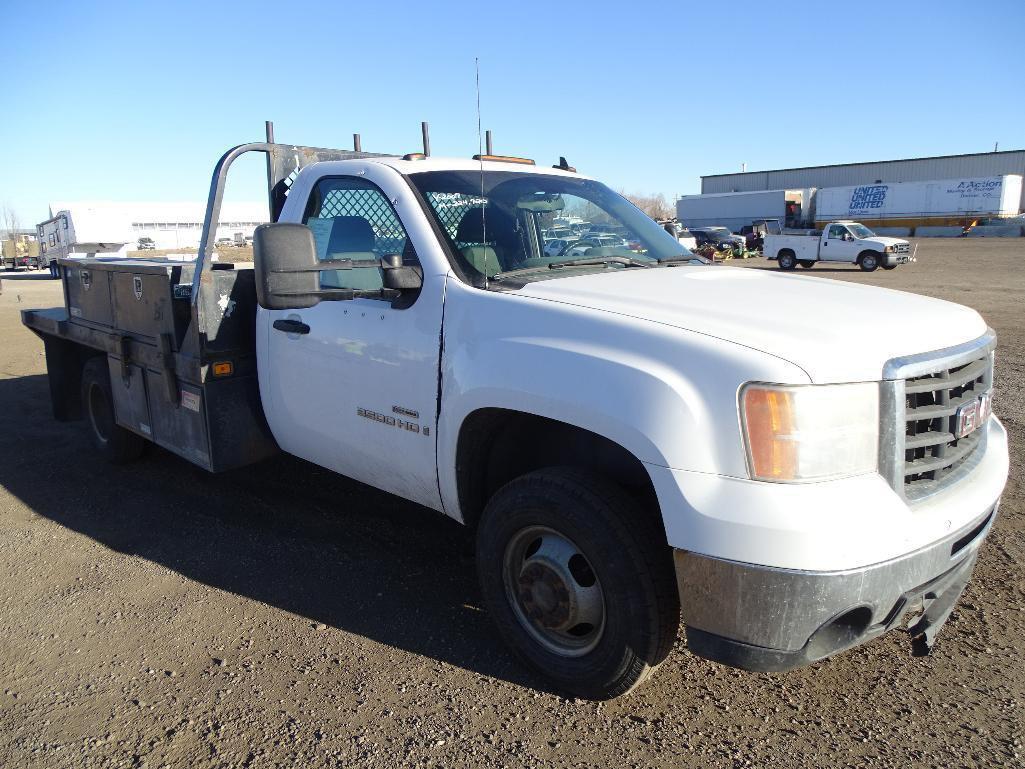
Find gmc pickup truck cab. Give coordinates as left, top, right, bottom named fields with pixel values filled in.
left=22, top=134, right=1007, bottom=700
left=765, top=219, right=915, bottom=272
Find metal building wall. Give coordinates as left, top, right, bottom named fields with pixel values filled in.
left=701, top=151, right=1025, bottom=211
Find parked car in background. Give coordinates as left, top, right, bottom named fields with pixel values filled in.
left=137, top=237, right=157, bottom=250
left=764, top=219, right=915, bottom=272
left=543, top=238, right=575, bottom=257
left=738, top=223, right=767, bottom=252
left=544, top=227, right=576, bottom=241
left=215, top=237, right=234, bottom=248
left=690, top=227, right=740, bottom=255
left=563, top=235, right=626, bottom=257
left=699, top=226, right=746, bottom=251
left=661, top=221, right=698, bottom=251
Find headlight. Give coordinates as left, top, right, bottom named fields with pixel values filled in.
left=740, top=383, right=879, bottom=482
left=884, top=245, right=894, bottom=253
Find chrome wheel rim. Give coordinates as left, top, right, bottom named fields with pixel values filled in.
left=502, top=525, right=605, bottom=657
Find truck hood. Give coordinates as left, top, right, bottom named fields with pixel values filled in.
left=515, top=266, right=987, bottom=383
left=862, top=236, right=907, bottom=248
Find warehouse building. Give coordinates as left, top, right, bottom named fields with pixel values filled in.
left=41, top=201, right=269, bottom=252
left=701, top=149, right=1025, bottom=212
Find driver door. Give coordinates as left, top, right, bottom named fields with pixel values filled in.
left=258, top=168, right=446, bottom=511
left=822, top=224, right=858, bottom=262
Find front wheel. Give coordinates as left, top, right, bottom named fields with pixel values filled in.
left=858, top=252, right=880, bottom=272
left=81, top=357, right=146, bottom=464
left=882, top=264, right=897, bottom=271
left=476, top=468, right=679, bottom=700
left=798, top=260, right=815, bottom=269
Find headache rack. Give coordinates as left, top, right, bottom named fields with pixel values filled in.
left=880, top=330, right=996, bottom=502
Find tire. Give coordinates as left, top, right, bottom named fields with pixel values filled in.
left=798, top=260, right=815, bottom=269
left=476, top=467, right=680, bottom=700
left=882, top=264, right=897, bottom=271
left=858, top=252, right=880, bottom=272
left=81, top=357, right=146, bottom=464
left=777, top=251, right=797, bottom=271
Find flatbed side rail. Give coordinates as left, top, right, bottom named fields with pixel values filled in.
left=21, top=307, right=203, bottom=383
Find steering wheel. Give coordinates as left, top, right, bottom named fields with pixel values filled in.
left=560, top=240, right=598, bottom=257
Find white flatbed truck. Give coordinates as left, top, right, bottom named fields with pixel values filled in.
left=764, top=219, right=916, bottom=272
left=22, top=126, right=1007, bottom=699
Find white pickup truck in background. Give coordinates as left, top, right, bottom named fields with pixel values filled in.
left=764, top=219, right=916, bottom=272
left=22, top=128, right=1007, bottom=700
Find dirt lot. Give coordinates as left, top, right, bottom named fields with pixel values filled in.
left=0, top=238, right=1022, bottom=768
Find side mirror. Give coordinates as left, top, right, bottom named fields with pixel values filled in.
left=254, top=223, right=321, bottom=310
left=381, top=254, right=423, bottom=291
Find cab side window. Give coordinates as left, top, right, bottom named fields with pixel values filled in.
left=827, top=225, right=846, bottom=240
left=302, top=177, right=417, bottom=293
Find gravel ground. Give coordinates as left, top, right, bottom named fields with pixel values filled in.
left=0, top=238, right=1022, bottom=768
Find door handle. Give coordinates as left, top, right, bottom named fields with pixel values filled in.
left=273, top=319, right=310, bottom=335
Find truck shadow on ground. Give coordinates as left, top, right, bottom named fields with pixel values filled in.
left=0, top=373, right=550, bottom=694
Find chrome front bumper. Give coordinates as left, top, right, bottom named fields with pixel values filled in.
left=676, top=501, right=998, bottom=672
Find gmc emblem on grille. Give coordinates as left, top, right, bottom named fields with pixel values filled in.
left=954, top=392, right=992, bottom=439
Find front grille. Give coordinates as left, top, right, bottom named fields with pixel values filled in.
left=892, top=242, right=911, bottom=254
left=900, top=353, right=993, bottom=499
left=881, top=332, right=996, bottom=503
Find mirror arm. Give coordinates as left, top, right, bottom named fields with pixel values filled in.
left=270, top=257, right=383, bottom=273
left=272, top=288, right=403, bottom=301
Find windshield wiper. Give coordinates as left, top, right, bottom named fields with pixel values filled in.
left=492, top=256, right=654, bottom=282
left=549, top=256, right=654, bottom=270
left=490, top=265, right=554, bottom=281
left=658, top=255, right=713, bottom=265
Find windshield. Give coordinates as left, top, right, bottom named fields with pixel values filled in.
left=847, top=223, right=876, bottom=238
left=409, top=170, right=693, bottom=285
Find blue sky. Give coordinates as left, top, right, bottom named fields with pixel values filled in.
left=2, top=0, right=1023, bottom=224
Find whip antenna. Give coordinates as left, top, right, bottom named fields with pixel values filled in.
left=475, top=57, right=488, bottom=289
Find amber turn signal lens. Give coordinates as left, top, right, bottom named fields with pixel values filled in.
left=742, top=387, right=798, bottom=481
left=212, top=361, right=233, bottom=377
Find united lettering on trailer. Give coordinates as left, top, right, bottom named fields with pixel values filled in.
left=849, top=185, right=888, bottom=211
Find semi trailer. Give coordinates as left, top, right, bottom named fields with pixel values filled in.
left=813, top=175, right=1023, bottom=229
left=676, top=188, right=813, bottom=232
left=677, top=176, right=1023, bottom=235
left=22, top=126, right=1008, bottom=699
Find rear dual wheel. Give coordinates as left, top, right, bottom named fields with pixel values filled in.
left=476, top=468, right=679, bottom=700
left=81, top=358, right=146, bottom=464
